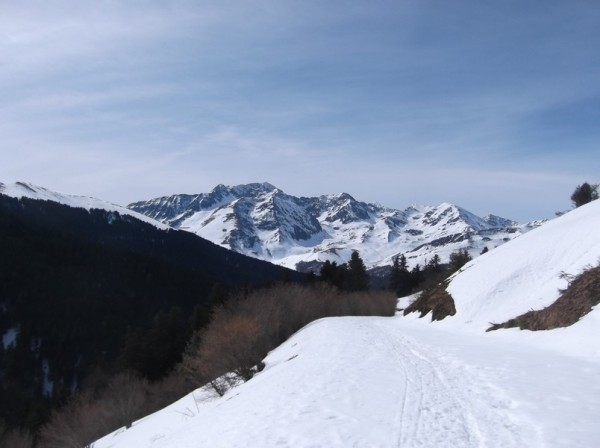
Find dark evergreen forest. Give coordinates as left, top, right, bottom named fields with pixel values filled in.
left=0, top=195, right=301, bottom=430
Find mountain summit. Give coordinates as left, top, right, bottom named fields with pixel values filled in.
left=129, top=183, right=540, bottom=270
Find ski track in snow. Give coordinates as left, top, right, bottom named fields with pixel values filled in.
left=366, top=320, right=537, bottom=448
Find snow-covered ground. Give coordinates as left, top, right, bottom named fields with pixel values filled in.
left=94, top=199, right=600, bottom=447
left=93, top=314, right=600, bottom=448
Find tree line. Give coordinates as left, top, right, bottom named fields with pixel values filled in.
left=316, top=249, right=472, bottom=297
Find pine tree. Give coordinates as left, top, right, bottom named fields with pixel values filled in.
left=319, top=260, right=335, bottom=284
left=390, top=254, right=413, bottom=297
left=426, top=254, right=441, bottom=273
left=410, top=263, right=423, bottom=286
left=571, top=182, right=599, bottom=208
left=449, top=248, right=472, bottom=272
left=346, top=251, right=369, bottom=291
left=398, top=254, right=408, bottom=271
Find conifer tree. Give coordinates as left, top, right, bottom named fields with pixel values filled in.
left=390, top=254, right=413, bottom=297
left=449, top=248, right=472, bottom=272
left=410, top=263, right=423, bottom=286
left=426, top=254, right=441, bottom=273
left=571, top=182, right=599, bottom=208
left=346, top=251, right=369, bottom=291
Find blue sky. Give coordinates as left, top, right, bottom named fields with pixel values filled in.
left=1, top=0, right=599, bottom=221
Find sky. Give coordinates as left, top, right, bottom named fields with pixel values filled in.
left=1, top=0, right=599, bottom=222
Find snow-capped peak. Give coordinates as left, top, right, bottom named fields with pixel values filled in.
left=129, top=183, right=540, bottom=270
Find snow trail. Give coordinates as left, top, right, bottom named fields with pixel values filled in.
left=366, top=320, right=537, bottom=448
left=94, top=316, right=544, bottom=448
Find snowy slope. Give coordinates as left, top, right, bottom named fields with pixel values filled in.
left=92, top=318, right=543, bottom=448
left=443, top=198, right=600, bottom=334
left=0, top=181, right=169, bottom=229
left=93, top=315, right=600, bottom=448
left=93, top=200, right=600, bottom=448
left=129, top=183, right=540, bottom=270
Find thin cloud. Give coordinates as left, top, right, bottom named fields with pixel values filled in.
left=1, top=1, right=599, bottom=222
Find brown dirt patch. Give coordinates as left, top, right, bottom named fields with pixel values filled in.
left=403, top=281, right=456, bottom=321
left=487, top=265, right=600, bottom=332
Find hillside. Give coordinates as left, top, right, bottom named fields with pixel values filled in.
left=129, top=183, right=541, bottom=270
left=0, top=184, right=300, bottom=431
left=0, top=181, right=168, bottom=229
left=439, top=196, right=600, bottom=336
left=94, top=200, right=600, bottom=447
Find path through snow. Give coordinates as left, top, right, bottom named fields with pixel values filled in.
left=93, top=315, right=587, bottom=448
left=355, top=319, right=540, bottom=448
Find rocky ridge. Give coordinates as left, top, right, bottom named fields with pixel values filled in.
left=129, top=183, right=542, bottom=270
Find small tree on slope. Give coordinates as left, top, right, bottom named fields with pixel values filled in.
left=571, top=182, right=599, bottom=208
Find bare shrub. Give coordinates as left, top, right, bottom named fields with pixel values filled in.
left=101, top=372, right=150, bottom=429
left=38, top=392, right=105, bottom=448
left=146, top=370, right=194, bottom=411
left=0, top=424, right=34, bottom=448
left=403, top=281, right=456, bottom=321
left=38, top=372, right=153, bottom=448
left=197, top=313, right=265, bottom=382
left=202, top=374, right=242, bottom=398
left=181, top=283, right=396, bottom=396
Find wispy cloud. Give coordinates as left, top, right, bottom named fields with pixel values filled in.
left=1, top=1, right=599, bottom=221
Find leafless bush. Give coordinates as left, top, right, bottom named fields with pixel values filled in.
left=38, top=372, right=153, bottom=448
left=38, top=392, right=105, bottom=448
left=201, top=373, right=242, bottom=398
left=182, top=283, right=396, bottom=396
left=0, top=424, right=34, bottom=448
left=558, top=270, right=577, bottom=287
left=403, top=281, right=456, bottom=321
left=101, top=372, right=150, bottom=429
left=146, top=370, right=194, bottom=410
left=190, top=313, right=266, bottom=382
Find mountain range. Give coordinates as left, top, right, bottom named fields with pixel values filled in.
left=129, top=182, right=543, bottom=271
